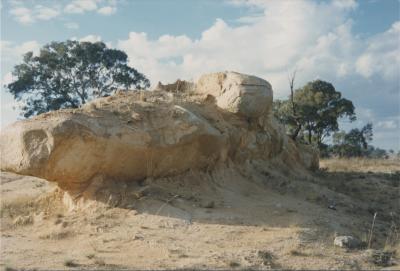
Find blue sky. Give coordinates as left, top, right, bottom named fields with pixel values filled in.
left=1, top=0, right=399, bottom=150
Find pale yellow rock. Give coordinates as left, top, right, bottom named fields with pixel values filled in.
left=0, top=72, right=318, bottom=193
left=0, top=94, right=227, bottom=192
left=196, top=71, right=273, bottom=118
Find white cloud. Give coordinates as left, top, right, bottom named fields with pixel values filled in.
left=0, top=93, right=24, bottom=129
left=64, top=0, right=117, bottom=15
left=1, top=72, right=14, bottom=86
left=71, top=35, right=113, bottom=47
left=116, top=2, right=398, bottom=98
left=9, top=7, right=34, bottom=24
left=65, top=22, right=80, bottom=29
left=9, top=0, right=118, bottom=24
left=9, top=3, right=61, bottom=24
left=356, top=21, right=400, bottom=80
left=356, top=54, right=373, bottom=78
left=117, top=0, right=364, bottom=95
left=35, top=5, right=60, bottom=20
left=332, top=0, right=358, bottom=10
left=65, top=0, right=98, bottom=14
left=78, top=35, right=102, bottom=43
left=0, top=40, right=41, bottom=128
left=1, top=40, right=41, bottom=64
left=118, top=32, right=194, bottom=84
left=377, top=120, right=397, bottom=129
left=119, top=32, right=192, bottom=59
left=236, top=15, right=263, bottom=24
left=97, top=6, right=116, bottom=15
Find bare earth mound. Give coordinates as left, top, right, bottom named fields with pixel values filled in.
left=0, top=72, right=398, bottom=270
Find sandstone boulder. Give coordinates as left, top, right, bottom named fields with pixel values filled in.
left=196, top=71, right=273, bottom=118
left=0, top=94, right=227, bottom=192
left=0, top=72, right=318, bottom=194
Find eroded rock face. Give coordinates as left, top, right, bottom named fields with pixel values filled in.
left=0, top=71, right=318, bottom=193
left=153, top=79, right=195, bottom=93
left=196, top=71, right=273, bottom=118
left=1, top=97, right=227, bottom=192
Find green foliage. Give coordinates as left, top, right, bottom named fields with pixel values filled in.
left=295, top=80, right=356, bottom=145
left=273, top=80, right=356, bottom=147
left=329, top=123, right=388, bottom=158
left=365, top=146, right=388, bottom=159
left=273, top=99, right=295, bottom=132
left=6, top=40, right=150, bottom=118
left=273, top=99, right=304, bottom=141
left=331, top=123, right=373, bottom=157
left=273, top=79, right=393, bottom=158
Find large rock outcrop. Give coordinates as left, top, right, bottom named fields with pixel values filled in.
left=0, top=71, right=318, bottom=193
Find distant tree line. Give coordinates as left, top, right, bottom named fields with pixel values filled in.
left=324, top=123, right=391, bottom=158
left=273, top=72, right=394, bottom=159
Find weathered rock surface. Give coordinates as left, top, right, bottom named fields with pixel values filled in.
left=196, top=71, right=273, bottom=118
left=1, top=97, right=226, bottom=191
left=0, top=71, right=318, bottom=193
left=153, top=79, right=194, bottom=92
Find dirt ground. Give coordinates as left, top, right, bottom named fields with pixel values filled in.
left=1, top=158, right=399, bottom=270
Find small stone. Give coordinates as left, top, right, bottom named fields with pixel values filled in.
left=328, top=205, right=337, bottom=211
left=334, top=236, right=362, bottom=249
left=203, top=201, right=215, bottom=209
left=131, top=112, right=141, bottom=121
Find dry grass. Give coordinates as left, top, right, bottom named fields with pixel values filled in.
left=12, top=215, right=34, bottom=226
left=1, top=161, right=399, bottom=269
left=289, top=249, right=308, bottom=257
left=320, top=157, right=400, bottom=257
left=0, top=196, right=37, bottom=219
left=1, top=192, right=63, bottom=218
left=1, top=189, right=65, bottom=230
left=320, top=158, right=400, bottom=173
left=39, top=229, right=73, bottom=240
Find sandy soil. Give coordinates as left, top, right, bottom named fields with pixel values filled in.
left=1, top=159, right=399, bottom=270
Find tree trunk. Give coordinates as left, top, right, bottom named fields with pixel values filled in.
left=291, top=123, right=301, bottom=140
left=317, top=133, right=322, bottom=148
left=289, top=70, right=299, bottom=141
